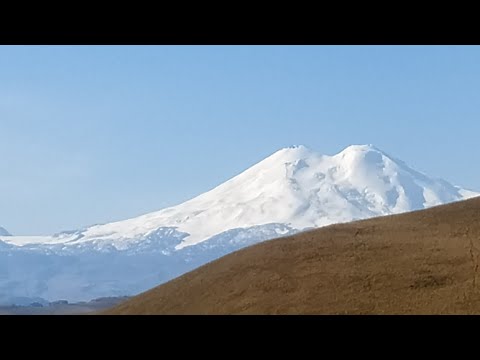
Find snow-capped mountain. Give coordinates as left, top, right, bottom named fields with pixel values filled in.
left=0, top=144, right=478, bottom=304
left=0, top=227, right=11, bottom=236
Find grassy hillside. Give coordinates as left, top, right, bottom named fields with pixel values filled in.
left=106, top=197, right=480, bottom=314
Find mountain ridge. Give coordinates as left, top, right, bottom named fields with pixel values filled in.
left=3, top=144, right=477, bottom=249
left=0, top=144, right=478, bottom=303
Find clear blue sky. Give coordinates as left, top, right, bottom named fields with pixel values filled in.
left=1, top=45, right=479, bottom=235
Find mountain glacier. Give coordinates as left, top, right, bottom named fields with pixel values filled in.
left=0, top=144, right=478, bottom=304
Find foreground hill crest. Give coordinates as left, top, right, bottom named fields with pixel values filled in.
left=106, top=197, right=480, bottom=315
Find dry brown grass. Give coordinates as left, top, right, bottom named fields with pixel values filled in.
left=105, top=197, right=480, bottom=314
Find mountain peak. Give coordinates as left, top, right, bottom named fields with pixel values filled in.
left=339, top=144, right=382, bottom=154
left=286, top=144, right=308, bottom=150
left=269, top=144, right=388, bottom=164
left=263, top=145, right=314, bottom=164
left=334, top=144, right=392, bottom=166
left=278, top=144, right=311, bottom=153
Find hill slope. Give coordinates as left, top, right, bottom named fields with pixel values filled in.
left=106, top=197, right=480, bottom=315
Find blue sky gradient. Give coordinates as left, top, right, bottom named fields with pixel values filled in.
left=1, top=45, right=479, bottom=234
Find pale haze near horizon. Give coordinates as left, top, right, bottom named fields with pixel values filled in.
left=1, top=45, right=479, bottom=235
